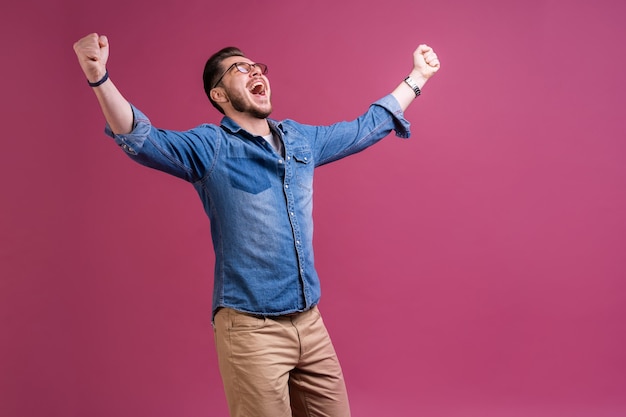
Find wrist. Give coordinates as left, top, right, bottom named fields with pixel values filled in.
left=408, top=70, right=427, bottom=89
left=403, top=75, right=421, bottom=97
left=87, top=70, right=109, bottom=87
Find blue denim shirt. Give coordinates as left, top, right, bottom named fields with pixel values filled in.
left=105, top=94, right=411, bottom=318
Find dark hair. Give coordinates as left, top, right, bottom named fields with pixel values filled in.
left=203, top=46, right=246, bottom=114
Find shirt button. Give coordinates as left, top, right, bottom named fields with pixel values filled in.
left=121, top=144, right=136, bottom=154
left=285, top=184, right=289, bottom=189
left=278, top=159, right=284, bottom=164
left=290, top=212, right=295, bottom=216
left=287, top=156, right=291, bottom=160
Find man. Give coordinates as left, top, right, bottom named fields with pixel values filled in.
left=73, top=33, right=440, bottom=417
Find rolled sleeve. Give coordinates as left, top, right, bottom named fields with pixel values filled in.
left=373, top=94, right=412, bottom=139
left=104, top=104, right=151, bottom=156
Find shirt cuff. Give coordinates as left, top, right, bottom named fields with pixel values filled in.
left=374, top=94, right=411, bottom=139
left=104, top=104, right=152, bottom=155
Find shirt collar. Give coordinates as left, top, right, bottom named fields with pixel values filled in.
left=220, top=116, right=286, bottom=136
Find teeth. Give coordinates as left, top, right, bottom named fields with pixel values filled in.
left=250, top=82, right=264, bottom=94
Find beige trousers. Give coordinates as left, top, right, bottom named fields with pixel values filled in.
left=213, top=306, right=351, bottom=417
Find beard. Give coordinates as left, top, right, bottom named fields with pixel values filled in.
left=229, top=89, right=272, bottom=119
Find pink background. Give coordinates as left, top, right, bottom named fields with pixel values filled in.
left=1, top=0, right=625, bottom=416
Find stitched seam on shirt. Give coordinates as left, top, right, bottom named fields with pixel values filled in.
left=145, top=134, right=195, bottom=179
left=196, top=135, right=222, bottom=309
left=200, top=132, right=221, bottom=184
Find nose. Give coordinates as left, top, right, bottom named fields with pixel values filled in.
left=250, top=64, right=262, bottom=77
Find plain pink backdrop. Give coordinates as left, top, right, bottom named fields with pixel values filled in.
left=1, top=0, right=625, bottom=416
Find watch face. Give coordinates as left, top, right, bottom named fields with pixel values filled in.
left=404, top=77, right=420, bottom=96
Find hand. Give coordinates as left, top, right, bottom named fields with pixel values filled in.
left=73, top=33, right=109, bottom=83
left=412, top=44, right=440, bottom=82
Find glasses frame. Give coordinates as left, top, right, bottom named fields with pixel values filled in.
left=212, top=62, right=268, bottom=89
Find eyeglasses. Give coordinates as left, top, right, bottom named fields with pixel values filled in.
left=212, top=62, right=268, bottom=89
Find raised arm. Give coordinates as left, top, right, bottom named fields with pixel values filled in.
left=391, top=44, right=441, bottom=111
left=73, top=33, right=133, bottom=134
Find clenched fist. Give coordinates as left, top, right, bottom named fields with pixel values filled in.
left=73, top=33, right=109, bottom=84
left=413, top=44, right=440, bottom=80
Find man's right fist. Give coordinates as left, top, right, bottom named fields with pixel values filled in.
left=73, top=33, right=109, bottom=83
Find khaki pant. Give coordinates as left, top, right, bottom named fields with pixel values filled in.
left=213, top=306, right=351, bottom=417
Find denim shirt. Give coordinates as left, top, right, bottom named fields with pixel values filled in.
left=105, top=94, right=411, bottom=318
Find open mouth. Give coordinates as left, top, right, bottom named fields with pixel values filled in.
left=249, top=81, right=266, bottom=95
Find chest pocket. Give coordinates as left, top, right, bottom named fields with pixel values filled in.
left=292, top=147, right=313, bottom=191
left=227, top=147, right=272, bottom=195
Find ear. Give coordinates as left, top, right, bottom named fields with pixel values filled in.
left=210, top=87, right=229, bottom=104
